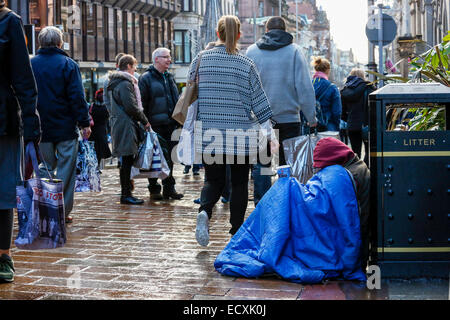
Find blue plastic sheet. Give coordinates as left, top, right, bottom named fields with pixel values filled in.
left=214, top=165, right=366, bottom=283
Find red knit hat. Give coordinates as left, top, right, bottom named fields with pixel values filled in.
left=313, top=137, right=355, bottom=168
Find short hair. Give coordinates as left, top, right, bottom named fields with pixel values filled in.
left=152, top=48, right=170, bottom=63
left=266, top=16, right=286, bottom=31
left=349, top=68, right=366, bottom=80
left=312, top=56, right=331, bottom=72
left=118, top=54, right=137, bottom=71
left=115, top=53, right=125, bottom=65
left=38, top=26, right=63, bottom=48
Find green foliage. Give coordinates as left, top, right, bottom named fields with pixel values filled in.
left=407, top=107, right=446, bottom=131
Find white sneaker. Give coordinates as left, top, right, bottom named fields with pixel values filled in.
left=195, top=210, right=209, bottom=247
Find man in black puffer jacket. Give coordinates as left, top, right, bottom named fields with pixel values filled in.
left=138, top=47, right=183, bottom=200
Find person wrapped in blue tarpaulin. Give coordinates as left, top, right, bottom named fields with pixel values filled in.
left=214, top=137, right=368, bottom=283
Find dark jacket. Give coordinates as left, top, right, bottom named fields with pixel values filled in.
left=138, top=65, right=179, bottom=128
left=312, top=77, right=342, bottom=131
left=88, top=101, right=111, bottom=160
left=31, top=47, right=90, bottom=143
left=340, top=76, right=375, bottom=131
left=107, top=71, right=149, bottom=157
left=0, top=8, right=40, bottom=141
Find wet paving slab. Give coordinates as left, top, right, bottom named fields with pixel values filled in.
left=1, top=164, right=448, bottom=300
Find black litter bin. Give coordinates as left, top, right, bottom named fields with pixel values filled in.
left=368, top=83, right=450, bottom=278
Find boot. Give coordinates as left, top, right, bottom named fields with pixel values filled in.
left=162, top=186, right=184, bottom=200
left=148, top=182, right=163, bottom=200
left=120, top=196, right=144, bottom=205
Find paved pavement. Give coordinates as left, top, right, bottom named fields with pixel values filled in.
left=1, top=164, right=448, bottom=300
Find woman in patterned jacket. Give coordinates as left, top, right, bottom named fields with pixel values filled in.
left=191, top=15, right=279, bottom=246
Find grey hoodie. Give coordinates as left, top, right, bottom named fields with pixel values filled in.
left=246, top=30, right=316, bottom=124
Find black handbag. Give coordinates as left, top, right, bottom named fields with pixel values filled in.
left=134, top=121, right=146, bottom=144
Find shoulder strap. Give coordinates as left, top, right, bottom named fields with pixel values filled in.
left=192, top=50, right=205, bottom=82
left=0, top=7, right=11, bottom=21
left=318, top=82, right=334, bottom=101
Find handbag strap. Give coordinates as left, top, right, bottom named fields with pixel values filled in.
left=192, top=51, right=205, bottom=83
left=24, top=142, right=53, bottom=182
left=313, top=78, right=334, bottom=102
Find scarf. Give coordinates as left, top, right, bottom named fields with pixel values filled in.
left=313, top=71, right=329, bottom=80
left=117, top=71, right=143, bottom=112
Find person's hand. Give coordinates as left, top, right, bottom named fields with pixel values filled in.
left=82, top=127, right=91, bottom=139
left=308, top=121, right=318, bottom=128
left=270, top=139, right=280, bottom=155
left=144, top=123, right=151, bottom=131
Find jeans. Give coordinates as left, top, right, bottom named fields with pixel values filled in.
left=199, top=161, right=250, bottom=234
left=252, top=122, right=303, bottom=204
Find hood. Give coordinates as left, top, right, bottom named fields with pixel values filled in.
left=106, top=71, right=135, bottom=92
left=313, top=137, right=355, bottom=169
left=256, top=29, right=293, bottom=50
left=341, top=76, right=368, bottom=101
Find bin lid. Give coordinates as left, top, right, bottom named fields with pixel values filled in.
left=370, top=83, right=450, bottom=100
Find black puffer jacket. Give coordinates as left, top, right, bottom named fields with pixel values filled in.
left=0, top=8, right=40, bottom=141
left=138, top=65, right=179, bottom=127
left=340, top=76, right=375, bottom=131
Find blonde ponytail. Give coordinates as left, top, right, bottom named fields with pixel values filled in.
left=217, top=15, right=241, bottom=54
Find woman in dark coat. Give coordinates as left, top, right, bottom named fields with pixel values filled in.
left=340, top=68, right=376, bottom=165
left=106, top=54, right=150, bottom=205
left=89, top=88, right=112, bottom=167
left=0, top=4, right=41, bottom=283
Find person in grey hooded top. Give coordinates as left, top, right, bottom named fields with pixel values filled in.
left=246, top=16, right=316, bottom=203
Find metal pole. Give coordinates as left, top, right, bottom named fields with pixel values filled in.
left=279, top=0, right=282, bottom=16
left=378, top=3, right=384, bottom=88
left=295, top=0, right=298, bottom=43
left=253, top=0, right=257, bottom=43
left=368, top=0, right=376, bottom=82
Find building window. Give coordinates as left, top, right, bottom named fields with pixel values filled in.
left=182, top=0, right=190, bottom=12
left=174, top=30, right=191, bottom=64
left=258, top=1, right=264, bottom=17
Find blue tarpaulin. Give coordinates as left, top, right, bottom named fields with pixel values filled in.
left=214, top=165, right=366, bottom=284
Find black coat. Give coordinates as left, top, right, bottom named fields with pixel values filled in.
left=0, top=8, right=40, bottom=141
left=31, top=47, right=90, bottom=143
left=138, top=65, right=179, bottom=128
left=88, top=101, right=111, bottom=160
left=340, top=76, right=375, bottom=131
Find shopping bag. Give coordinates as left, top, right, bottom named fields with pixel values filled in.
left=75, top=139, right=101, bottom=192
left=134, top=131, right=154, bottom=170
left=176, top=100, right=198, bottom=166
left=172, top=51, right=204, bottom=125
left=282, top=131, right=339, bottom=184
left=131, top=131, right=170, bottom=180
left=15, top=142, right=66, bottom=250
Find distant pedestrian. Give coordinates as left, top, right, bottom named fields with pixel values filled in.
left=139, top=47, right=183, bottom=200
left=246, top=16, right=317, bottom=204
left=311, top=57, right=342, bottom=132
left=0, top=4, right=41, bottom=283
left=340, top=68, right=375, bottom=165
left=88, top=88, right=112, bottom=169
left=192, top=15, right=278, bottom=246
left=106, top=54, right=150, bottom=205
left=31, top=26, right=91, bottom=224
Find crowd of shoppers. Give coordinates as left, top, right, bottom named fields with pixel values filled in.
left=0, top=8, right=373, bottom=283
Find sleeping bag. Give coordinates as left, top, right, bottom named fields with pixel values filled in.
left=214, top=164, right=366, bottom=283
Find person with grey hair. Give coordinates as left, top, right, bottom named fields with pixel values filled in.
left=31, top=26, right=92, bottom=224
left=138, top=48, right=183, bottom=200
left=0, top=4, right=41, bottom=283
left=340, top=68, right=375, bottom=165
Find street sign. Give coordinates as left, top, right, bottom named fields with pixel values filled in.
left=365, top=13, right=397, bottom=46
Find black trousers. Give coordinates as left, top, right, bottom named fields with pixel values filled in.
left=348, top=130, right=369, bottom=165
left=0, top=209, right=13, bottom=250
left=274, top=122, right=302, bottom=166
left=199, top=161, right=250, bottom=234
left=148, top=124, right=177, bottom=193
left=119, top=155, right=134, bottom=197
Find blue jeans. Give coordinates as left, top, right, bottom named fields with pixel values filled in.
left=252, top=162, right=272, bottom=206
